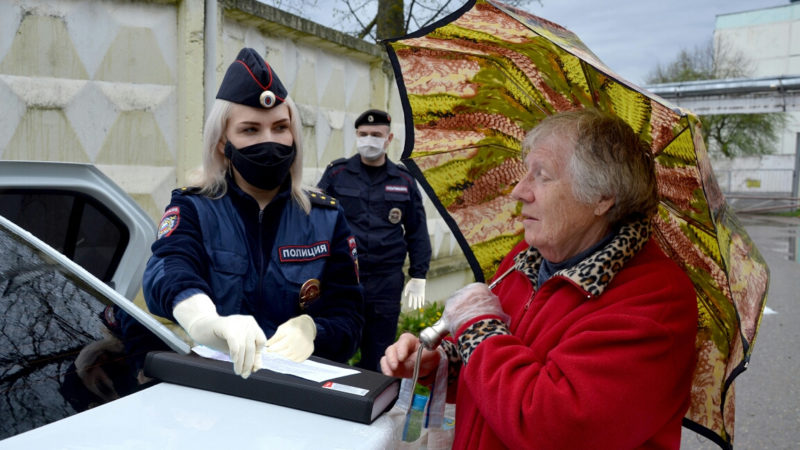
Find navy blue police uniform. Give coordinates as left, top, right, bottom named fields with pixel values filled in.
left=143, top=178, right=364, bottom=362
left=318, top=153, right=431, bottom=370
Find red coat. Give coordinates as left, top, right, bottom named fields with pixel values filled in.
left=451, top=233, right=697, bottom=449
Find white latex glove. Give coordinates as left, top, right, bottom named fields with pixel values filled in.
left=442, top=282, right=509, bottom=334
left=403, top=278, right=427, bottom=309
left=173, top=293, right=267, bottom=379
left=265, top=314, right=316, bottom=362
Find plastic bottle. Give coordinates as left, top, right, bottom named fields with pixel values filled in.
left=403, top=393, right=428, bottom=442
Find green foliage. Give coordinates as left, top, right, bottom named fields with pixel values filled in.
left=772, top=209, right=800, bottom=217
left=347, top=302, right=445, bottom=366
left=396, top=301, right=444, bottom=340
left=646, top=39, right=787, bottom=158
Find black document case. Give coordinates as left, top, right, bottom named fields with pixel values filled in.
left=144, top=351, right=400, bottom=424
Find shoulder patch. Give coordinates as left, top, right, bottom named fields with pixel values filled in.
left=157, top=206, right=180, bottom=239
left=327, top=157, right=347, bottom=168
left=308, top=191, right=338, bottom=208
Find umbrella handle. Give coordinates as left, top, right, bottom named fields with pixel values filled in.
left=418, top=267, right=515, bottom=350
left=419, top=317, right=449, bottom=350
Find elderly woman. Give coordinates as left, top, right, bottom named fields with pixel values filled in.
left=382, top=109, right=697, bottom=449
left=144, top=48, right=363, bottom=378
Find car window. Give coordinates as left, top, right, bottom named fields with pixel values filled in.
left=0, top=189, right=129, bottom=283
left=0, top=217, right=168, bottom=440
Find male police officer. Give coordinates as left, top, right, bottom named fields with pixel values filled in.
left=318, top=109, right=431, bottom=371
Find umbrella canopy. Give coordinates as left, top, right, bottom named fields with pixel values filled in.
left=384, top=0, right=769, bottom=448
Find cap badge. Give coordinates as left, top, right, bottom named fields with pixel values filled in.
left=367, top=115, right=374, bottom=123
left=259, top=90, right=277, bottom=108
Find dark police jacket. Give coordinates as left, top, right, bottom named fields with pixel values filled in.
left=317, top=155, right=431, bottom=278
left=143, top=178, right=364, bottom=362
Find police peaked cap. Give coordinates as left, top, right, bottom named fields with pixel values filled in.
left=216, top=48, right=287, bottom=109
left=354, top=109, right=391, bottom=128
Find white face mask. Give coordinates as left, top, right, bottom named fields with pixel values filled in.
left=356, top=136, right=386, bottom=161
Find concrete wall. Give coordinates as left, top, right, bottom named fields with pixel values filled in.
left=0, top=0, right=473, bottom=305
left=714, top=2, right=800, bottom=195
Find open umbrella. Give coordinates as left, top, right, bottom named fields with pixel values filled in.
left=384, top=0, right=769, bottom=448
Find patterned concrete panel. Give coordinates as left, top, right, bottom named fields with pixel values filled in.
left=318, top=125, right=345, bottom=170
left=105, top=3, right=177, bottom=80
left=0, top=2, right=22, bottom=64
left=65, top=1, right=117, bottom=78
left=97, top=82, right=177, bottom=160
left=63, top=82, right=117, bottom=162
left=0, top=14, right=88, bottom=79
left=0, top=77, right=27, bottom=157
left=95, top=110, right=174, bottom=166
left=5, top=109, right=89, bottom=162
left=291, top=57, right=318, bottom=106
left=315, top=50, right=347, bottom=109
left=95, top=28, right=174, bottom=84
left=313, top=108, right=332, bottom=165
left=345, top=65, right=372, bottom=112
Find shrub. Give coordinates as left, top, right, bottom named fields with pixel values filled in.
left=396, top=302, right=444, bottom=340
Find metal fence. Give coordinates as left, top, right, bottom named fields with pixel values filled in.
left=714, top=168, right=800, bottom=212
left=714, top=168, right=794, bottom=193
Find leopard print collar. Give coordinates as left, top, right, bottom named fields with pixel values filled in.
left=511, top=219, right=651, bottom=298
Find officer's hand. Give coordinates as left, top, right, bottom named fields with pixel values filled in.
left=403, top=278, right=427, bottom=309
left=173, top=293, right=267, bottom=379
left=265, top=314, right=316, bottom=362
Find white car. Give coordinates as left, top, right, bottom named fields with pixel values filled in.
left=0, top=161, right=397, bottom=448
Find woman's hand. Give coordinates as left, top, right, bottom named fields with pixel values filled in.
left=380, top=332, right=440, bottom=379
left=442, top=282, right=509, bottom=334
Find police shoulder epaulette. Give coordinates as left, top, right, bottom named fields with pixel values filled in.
left=308, top=191, right=338, bottom=208
left=174, top=186, right=202, bottom=195
left=327, top=157, right=347, bottom=168
left=396, top=161, right=409, bottom=172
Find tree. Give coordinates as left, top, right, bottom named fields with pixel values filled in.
left=646, top=39, right=786, bottom=159
left=264, top=0, right=540, bottom=41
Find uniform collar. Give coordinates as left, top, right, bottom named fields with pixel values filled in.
left=512, top=219, right=651, bottom=298
left=226, top=173, right=291, bottom=211
left=346, top=154, right=400, bottom=175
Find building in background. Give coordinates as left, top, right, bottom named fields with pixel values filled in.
left=712, top=1, right=800, bottom=196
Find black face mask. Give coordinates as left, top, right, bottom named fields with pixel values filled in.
left=224, top=140, right=296, bottom=191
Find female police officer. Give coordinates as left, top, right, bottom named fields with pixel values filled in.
left=144, top=48, right=363, bottom=378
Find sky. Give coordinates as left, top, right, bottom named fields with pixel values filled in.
left=289, top=0, right=787, bottom=86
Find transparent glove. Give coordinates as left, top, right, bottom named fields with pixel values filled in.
left=173, top=293, right=267, bottom=378
left=442, top=282, right=509, bottom=335
left=265, top=314, right=316, bottom=362
left=403, top=278, right=427, bottom=309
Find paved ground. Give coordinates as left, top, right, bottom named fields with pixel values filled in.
left=681, top=214, right=800, bottom=449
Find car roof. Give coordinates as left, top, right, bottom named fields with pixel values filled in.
left=0, top=160, right=154, bottom=300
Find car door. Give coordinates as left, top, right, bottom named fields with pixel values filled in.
left=0, top=161, right=189, bottom=440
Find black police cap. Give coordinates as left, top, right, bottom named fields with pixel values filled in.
left=216, top=48, right=287, bottom=109
left=354, top=109, right=391, bottom=128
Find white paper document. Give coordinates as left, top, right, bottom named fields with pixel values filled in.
left=191, top=346, right=359, bottom=383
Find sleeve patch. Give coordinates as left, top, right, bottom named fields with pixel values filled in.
left=157, top=206, right=180, bottom=239
left=347, top=235, right=359, bottom=282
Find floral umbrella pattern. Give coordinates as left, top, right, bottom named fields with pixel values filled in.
left=385, top=0, right=769, bottom=448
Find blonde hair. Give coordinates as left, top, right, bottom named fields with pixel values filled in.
left=195, top=97, right=311, bottom=214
